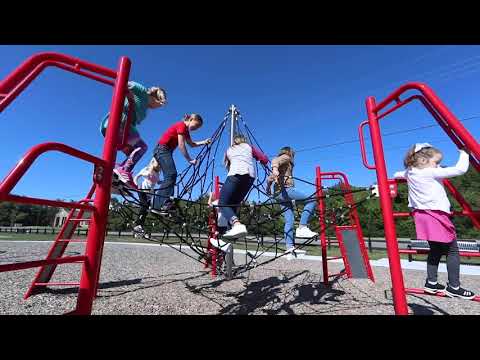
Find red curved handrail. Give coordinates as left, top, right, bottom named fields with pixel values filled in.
left=373, top=82, right=480, bottom=161
left=0, top=142, right=105, bottom=198
left=0, top=53, right=133, bottom=149
left=358, top=121, right=376, bottom=170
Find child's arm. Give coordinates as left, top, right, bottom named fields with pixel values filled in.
left=252, top=146, right=269, bottom=165
left=266, top=175, right=274, bottom=195
left=428, top=150, right=469, bottom=178
left=133, top=167, right=147, bottom=186
left=186, top=137, right=212, bottom=148
left=178, top=134, right=196, bottom=164
left=223, top=152, right=230, bottom=170
left=271, top=154, right=289, bottom=177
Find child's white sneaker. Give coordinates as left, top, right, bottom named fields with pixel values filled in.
left=295, top=227, right=318, bottom=238
left=223, top=223, right=248, bottom=239
left=284, top=247, right=297, bottom=261
left=209, top=238, right=232, bottom=252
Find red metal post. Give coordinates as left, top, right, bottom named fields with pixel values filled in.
left=74, top=56, right=131, bottom=315
left=366, top=96, right=409, bottom=315
left=315, top=166, right=329, bottom=285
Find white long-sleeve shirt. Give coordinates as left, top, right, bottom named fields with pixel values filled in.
left=134, top=167, right=160, bottom=190
left=393, top=150, right=469, bottom=213
left=225, top=143, right=269, bottom=178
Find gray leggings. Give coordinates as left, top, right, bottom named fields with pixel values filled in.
left=427, top=239, right=460, bottom=288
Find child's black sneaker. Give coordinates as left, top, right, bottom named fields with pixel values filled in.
left=445, top=285, right=476, bottom=300
left=424, top=281, right=446, bottom=294
left=150, top=201, right=175, bottom=216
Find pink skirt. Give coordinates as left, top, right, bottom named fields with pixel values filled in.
left=412, top=209, right=456, bottom=243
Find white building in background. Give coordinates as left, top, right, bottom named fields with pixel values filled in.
left=53, top=208, right=90, bottom=228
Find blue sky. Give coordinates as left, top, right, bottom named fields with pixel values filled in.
left=1, top=45, right=479, bottom=201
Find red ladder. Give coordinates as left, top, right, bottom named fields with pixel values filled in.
left=24, top=184, right=96, bottom=299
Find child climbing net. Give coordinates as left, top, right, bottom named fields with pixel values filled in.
left=111, top=106, right=375, bottom=278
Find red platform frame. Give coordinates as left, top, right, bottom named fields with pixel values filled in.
left=358, top=82, right=480, bottom=315
left=0, top=52, right=132, bottom=315
left=315, top=167, right=374, bottom=285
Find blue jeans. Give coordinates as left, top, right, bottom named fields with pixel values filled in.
left=152, top=144, right=177, bottom=210
left=275, top=187, right=317, bottom=248
left=219, top=174, right=254, bottom=225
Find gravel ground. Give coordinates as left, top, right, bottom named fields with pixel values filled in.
left=1, top=241, right=480, bottom=315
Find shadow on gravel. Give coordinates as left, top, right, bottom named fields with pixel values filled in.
left=185, top=270, right=347, bottom=314
left=97, top=272, right=211, bottom=298
left=29, top=271, right=211, bottom=298
left=408, top=295, right=450, bottom=315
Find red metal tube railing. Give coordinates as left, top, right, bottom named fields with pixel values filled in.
left=0, top=142, right=105, bottom=198
left=0, top=53, right=134, bottom=151
left=359, top=121, right=376, bottom=170
left=0, top=53, right=116, bottom=113
left=3, top=194, right=94, bottom=211
left=0, top=256, right=87, bottom=273
left=360, top=93, right=480, bottom=174
left=373, top=82, right=480, bottom=161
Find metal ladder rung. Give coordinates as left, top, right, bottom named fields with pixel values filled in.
left=68, top=218, right=91, bottom=222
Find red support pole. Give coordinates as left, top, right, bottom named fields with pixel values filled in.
left=316, top=166, right=329, bottom=285
left=366, top=96, right=409, bottom=315
left=74, top=56, right=131, bottom=315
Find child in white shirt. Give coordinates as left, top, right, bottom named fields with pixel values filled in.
left=394, top=143, right=474, bottom=299
left=132, top=158, right=162, bottom=237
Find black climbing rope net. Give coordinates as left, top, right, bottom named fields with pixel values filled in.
left=110, top=107, right=377, bottom=278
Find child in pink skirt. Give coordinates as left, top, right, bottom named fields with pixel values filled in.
left=394, top=143, right=475, bottom=299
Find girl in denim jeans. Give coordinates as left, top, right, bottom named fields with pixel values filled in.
left=219, top=135, right=269, bottom=239
left=151, top=114, right=211, bottom=214
left=267, top=147, right=318, bottom=260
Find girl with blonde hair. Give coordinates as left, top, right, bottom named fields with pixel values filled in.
left=132, top=157, right=162, bottom=237
left=394, top=143, right=474, bottom=299
left=218, top=134, right=269, bottom=239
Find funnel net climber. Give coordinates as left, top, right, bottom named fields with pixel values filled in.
left=113, top=106, right=376, bottom=280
